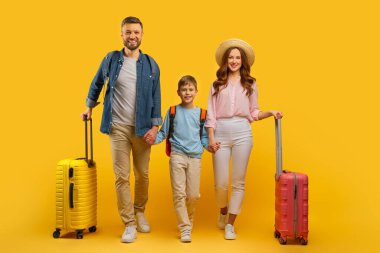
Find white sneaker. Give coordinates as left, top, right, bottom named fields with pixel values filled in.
left=121, top=225, right=137, bottom=243
left=224, top=224, right=236, bottom=240
left=217, top=213, right=227, bottom=229
left=180, top=229, right=192, bottom=243
left=136, top=212, right=151, bottom=233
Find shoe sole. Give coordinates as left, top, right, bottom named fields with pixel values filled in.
left=181, top=239, right=192, bottom=243
left=121, top=236, right=137, bottom=243
left=121, top=232, right=137, bottom=243
left=225, top=234, right=236, bottom=240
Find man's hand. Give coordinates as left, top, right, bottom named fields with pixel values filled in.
left=81, top=108, right=92, bottom=121
left=144, top=126, right=159, bottom=145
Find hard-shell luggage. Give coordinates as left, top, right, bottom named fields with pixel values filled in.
left=274, top=119, right=309, bottom=245
left=53, top=119, right=97, bottom=239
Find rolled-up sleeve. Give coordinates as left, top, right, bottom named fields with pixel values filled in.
left=205, top=85, right=217, bottom=129
left=249, top=82, right=261, bottom=121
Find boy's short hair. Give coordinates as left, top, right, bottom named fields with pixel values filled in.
left=178, top=75, right=198, bottom=91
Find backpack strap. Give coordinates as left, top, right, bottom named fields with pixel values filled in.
left=102, top=51, right=119, bottom=101
left=145, top=54, right=157, bottom=79
left=199, top=108, right=207, bottom=138
left=168, top=106, right=206, bottom=139
left=168, top=106, right=176, bottom=138
left=103, top=50, right=119, bottom=79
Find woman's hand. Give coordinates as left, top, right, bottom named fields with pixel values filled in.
left=207, top=127, right=220, bottom=153
left=270, top=110, right=283, bottom=119
left=208, top=139, right=221, bottom=153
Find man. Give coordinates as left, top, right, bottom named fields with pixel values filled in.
left=81, top=16, right=161, bottom=243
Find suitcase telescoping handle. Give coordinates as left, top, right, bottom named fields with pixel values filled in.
left=275, top=118, right=283, bottom=181
left=84, top=116, right=94, bottom=167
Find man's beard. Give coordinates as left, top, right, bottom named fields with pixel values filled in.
left=123, top=39, right=141, bottom=50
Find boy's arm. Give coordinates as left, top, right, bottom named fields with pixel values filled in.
left=153, top=109, right=170, bottom=145
left=201, top=123, right=209, bottom=150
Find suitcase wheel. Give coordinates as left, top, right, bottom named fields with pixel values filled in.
left=53, top=229, right=61, bottom=239
left=76, top=230, right=84, bottom=239
left=299, top=237, right=308, bottom=245
left=279, top=237, right=287, bottom=245
left=89, top=226, right=96, bottom=233
left=274, top=231, right=281, bottom=238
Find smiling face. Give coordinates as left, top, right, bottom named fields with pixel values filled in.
left=177, top=82, right=198, bottom=106
left=227, top=48, right=242, bottom=73
left=121, top=23, right=143, bottom=50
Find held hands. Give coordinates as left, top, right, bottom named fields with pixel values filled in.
left=208, top=140, right=221, bottom=153
left=144, top=126, right=158, bottom=145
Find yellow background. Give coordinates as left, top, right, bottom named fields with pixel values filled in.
left=1, top=0, right=379, bottom=252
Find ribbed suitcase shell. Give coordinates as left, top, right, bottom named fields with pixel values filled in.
left=275, top=171, right=308, bottom=244
left=55, top=158, right=97, bottom=238
left=274, top=119, right=308, bottom=245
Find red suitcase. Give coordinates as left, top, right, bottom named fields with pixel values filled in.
left=274, top=119, right=308, bottom=245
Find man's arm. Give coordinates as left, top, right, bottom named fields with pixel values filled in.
left=81, top=53, right=113, bottom=120
left=150, top=63, right=162, bottom=126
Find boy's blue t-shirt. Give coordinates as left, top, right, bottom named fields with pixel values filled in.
left=154, top=105, right=208, bottom=158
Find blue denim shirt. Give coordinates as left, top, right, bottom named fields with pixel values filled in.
left=86, top=48, right=162, bottom=136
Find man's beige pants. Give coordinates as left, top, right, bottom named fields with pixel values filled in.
left=109, top=123, right=151, bottom=226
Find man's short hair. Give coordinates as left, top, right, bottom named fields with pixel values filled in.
left=121, top=16, right=143, bottom=30
left=178, top=75, right=198, bottom=91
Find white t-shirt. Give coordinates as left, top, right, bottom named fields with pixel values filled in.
left=112, top=57, right=137, bottom=126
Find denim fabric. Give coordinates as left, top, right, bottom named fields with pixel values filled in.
left=86, top=48, right=162, bottom=136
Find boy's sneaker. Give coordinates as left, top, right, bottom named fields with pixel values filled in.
left=136, top=212, right=151, bottom=233
left=224, top=224, right=236, bottom=240
left=121, top=225, right=137, bottom=243
left=180, top=229, right=192, bottom=243
left=217, top=213, right=227, bottom=229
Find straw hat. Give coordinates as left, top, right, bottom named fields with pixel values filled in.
left=215, top=38, right=255, bottom=66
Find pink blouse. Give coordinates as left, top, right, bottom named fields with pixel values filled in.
left=205, top=78, right=261, bottom=129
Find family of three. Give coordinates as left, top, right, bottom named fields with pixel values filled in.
left=81, top=16, right=283, bottom=243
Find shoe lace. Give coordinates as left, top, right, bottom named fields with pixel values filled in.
left=125, top=226, right=136, bottom=234
left=181, top=230, right=191, bottom=237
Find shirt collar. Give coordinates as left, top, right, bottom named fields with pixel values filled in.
left=120, top=48, right=144, bottom=63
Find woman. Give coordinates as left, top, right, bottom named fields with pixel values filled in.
left=205, top=39, right=283, bottom=240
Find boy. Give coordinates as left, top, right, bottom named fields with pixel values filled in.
left=153, top=75, right=219, bottom=242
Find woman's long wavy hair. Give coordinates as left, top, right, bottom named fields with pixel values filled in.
left=213, top=47, right=255, bottom=96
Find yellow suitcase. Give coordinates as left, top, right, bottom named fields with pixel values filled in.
left=53, top=119, right=97, bottom=239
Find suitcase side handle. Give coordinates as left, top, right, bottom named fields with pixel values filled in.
left=69, top=183, right=74, bottom=208
left=84, top=117, right=94, bottom=167
left=275, top=118, right=283, bottom=180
